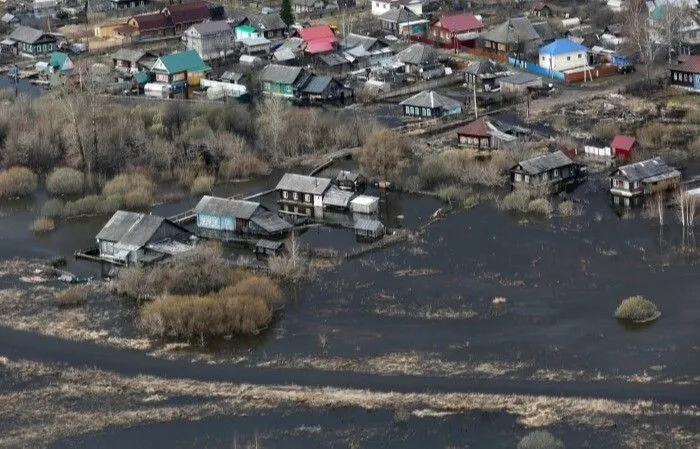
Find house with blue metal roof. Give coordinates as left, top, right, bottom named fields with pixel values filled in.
left=538, top=38, right=588, bottom=72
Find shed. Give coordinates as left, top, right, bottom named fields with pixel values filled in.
left=354, top=217, right=385, bottom=239
left=254, top=239, right=284, bottom=256
left=498, top=73, right=542, bottom=95
left=350, top=195, right=379, bottom=214
left=323, top=186, right=354, bottom=210
left=610, top=134, right=638, bottom=161
left=194, top=196, right=262, bottom=233
left=399, top=90, right=462, bottom=118
left=336, top=170, right=365, bottom=191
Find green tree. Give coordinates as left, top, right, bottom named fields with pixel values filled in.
left=281, top=0, right=295, bottom=26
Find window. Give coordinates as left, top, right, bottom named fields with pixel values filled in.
left=283, top=191, right=288, bottom=199
left=294, top=206, right=298, bottom=213
left=515, top=173, right=522, bottom=182
left=263, top=81, right=271, bottom=90
left=524, top=175, right=530, bottom=184
left=553, top=169, right=560, bottom=178
left=426, top=108, right=432, bottom=117
left=578, top=54, right=582, bottom=58
left=566, top=56, right=571, bottom=61
left=293, top=192, right=299, bottom=201
left=541, top=56, right=545, bottom=61
left=304, top=194, right=311, bottom=202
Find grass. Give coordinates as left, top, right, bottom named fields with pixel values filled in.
left=30, top=217, right=55, bottom=233
left=189, top=175, right=214, bottom=195
left=436, top=185, right=479, bottom=209
left=0, top=167, right=38, bottom=198
left=55, top=285, right=91, bottom=307
left=558, top=200, right=578, bottom=216
left=219, top=153, right=271, bottom=180
left=62, top=195, right=101, bottom=218
left=40, top=199, right=65, bottom=218
left=614, top=296, right=661, bottom=323
left=46, top=167, right=84, bottom=196
left=500, top=190, right=532, bottom=213
left=527, top=198, right=552, bottom=216
left=518, top=431, right=565, bottom=449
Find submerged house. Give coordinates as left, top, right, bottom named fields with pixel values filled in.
left=194, top=196, right=291, bottom=237
left=336, top=170, right=365, bottom=192
left=354, top=217, right=385, bottom=240
left=96, top=211, right=191, bottom=266
left=276, top=173, right=332, bottom=218
left=609, top=157, right=681, bottom=206
left=456, top=117, right=517, bottom=150
left=400, top=90, right=462, bottom=118
left=510, top=151, right=586, bottom=193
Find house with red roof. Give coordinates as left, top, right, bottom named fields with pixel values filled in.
left=429, top=13, right=483, bottom=49
left=294, top=24, right=338, bottom=55
left=610, top=135, right=638, bottom=161
left=127, top=12, right=173, bottom=38
left=669, top=55, right=700, bottom=92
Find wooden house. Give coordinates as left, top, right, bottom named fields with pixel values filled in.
left=259, top=64, right=312, bottom=98
left=498, top=73, right=542, bottom=95
left=112, top=48, right=155, bottom=73
left=669, top=55, right=700, bottom=92
left=293, top=0, right=325, bottom=13
left=429, top=13, right=483, bottom=49
left=456, top=117, right=517, bottom=150
left=96, top=211, right=191, bottom=266
left=464, top=59, right=511, bottom=91
left=276, top=173, right=332, bottom=218
left=151, top=49, right=211, bottom=89
left=110, top=0, right=150, bottom=9
left=610, top=134, right=638, bottom=161
left=378, top=7, right=428, bottom=37
left=396, top=43, right=443, bottom=78
left=372, top=0, right=422, bottom=17
left=127, top=12, right=173, bottom=38
left=161, top=1, right=211, bottom=34
left=530, top=2, right=552, bottom=17
left=184, top=21, right=234, bottom=61
left=194, top=196, right=291, bottom=237
left=609, top=157, right=681, bottom=206
left=510, top=151, right=586, bottom=193
left=323, top=186, right=355, bottom=211
left=295, top=24, right=338, bottom=55
left=232, top=13, right=288, bottom=41
left=7, top=26, right=58, bottom=57
left=254, top=239, right=285, bottom=256
left=300, top=75, right=347, bottom=103
left=479, top=17, right=542, bottom=57
left=336, top=170, right=365, bottom=191
left=399, top=90, right=462, bottom=118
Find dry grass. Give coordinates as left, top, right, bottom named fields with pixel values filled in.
left=219, top=153, right=271, bottom=180
left=40, top=199, right=65, bottom=218
left=189, top=175, right=214, bottom=195
left=614, top=295, right=660, bottom=323
left=46, top=167, right=84, bottom=196
left=500, top=190, right=532, bottom=213
left=591, top=121, right=619, bottom=141
left=527, top=198, right=552, bottom=216
left=102, top=172, right=155, bottom=209
left=61, top=195, right=101, bottom=218
left=518, top=430, right=565, bottom=449
left=0, top=167, right=38, bottom=198
left=557, top=201, right=578, bottom=216
left=54, top=285, right=91, bottom=307
left=29, top=217, right=55, bottom=233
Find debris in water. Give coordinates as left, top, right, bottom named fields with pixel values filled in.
left=492, top=297, right=507, bottom=305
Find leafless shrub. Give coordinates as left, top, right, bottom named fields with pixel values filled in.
left=40, top=199, right=65, bottom=218
left=61, top=195, right=101, bottom=217
left=357, top=128, right=409, bottom=183
left=527, top=198, right=552, bottom=216
left=219, top=153, right=271, bottom=180
left=189, top=175, right=215, bottom=195
left=675, top=188, right=697, bottom=227
left=55, top=285, right=92, bottom=307
left=113, top=266, right=153, bottom=301
left=499, top=190, right=532, bottom=213
left=557, top=200, right=578, bottom=216
left=614, top=295, right=660, bottom=323
left=637, top=122, right=668, bottom=148
left=518, top=430, right=565, bottom=449
left=437, top=185, right=479, bottom=208
left=0, top=166, right=38, bottom=198
left=46, top=167, right=84, bottom=196
left=30, top=217, right=55, bottom=233
left=268, top=233, right=315, bottom=283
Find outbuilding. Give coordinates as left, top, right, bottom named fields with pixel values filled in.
left=350, top=195, right=379, bottom=214
left=498, top=73, right=542, bottom=95
left=610, top=134, right=638, bottom=161
left=538, top=38, right=588, bottom=72
left=354, top=217, right=385, bottom=240
left=609, top=157, right=681, bottom=206
left=399, top=90, right=463, bottom=118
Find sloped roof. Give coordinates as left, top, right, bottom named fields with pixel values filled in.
left=516, top=151, right=573, bottom=175
left=112, top=48, right=146, bottom=63
left=220, top=71, right=243, bottom=82
left=341, top=33, right=379, bottom=50
left=499, top=73, right=539, bottom=85
left=194, top=195, right=262, bottom=220
left=279, top=37, right=305, bottom=51
left=260, top=64, right=305, bottom=84
left=457, top=118, right=491, bottom=137
left=240, top=36, right=271, bottom=46
left=434, top=13, right=483, bottom=32
left=298, top=24, right=337, bottom=43
left=466, top=59, right=509, bottom=76
left=302, top=75, right=338, bottom=94
left=539, top=38, right=587, bottom=55
left=611, top=135, right=637, bottom=151
left=130, top=12, right=170, bottom=31
left=323, top=186, right=354, bottom=208
left=532, top=21, right=555, bottom=42
left=354, top=217, right=385, bottom=232
left=49, top=51, right=70, bottom=69
left=247, top=13, right=287, bottom=31
left=274, top=47, right=297, bottom=62
left=614, top=157, right=679, bottom=182
left=480, top=17, right=541, bottom=45
left=397, top=43, right=438, bottom=65
left=162, top=1, right=210, bottom=25
left=96, top=211, right=174, bottom=248
left=276, top=173, right=332, bottom=195
left=400, top=90, right=462, bottom=110
left=9, top=25, right=49, bottom=44
left=379, top=6, right=421, bottom=24
left=673, top=55, right=700, bottom=73
left=317, top=52, right=348, bottom=66
left=306, top=40, right=335, bottom=54
left=189, top=20, right=230, bottom=35
left=154, top=49, right=211, bottom=74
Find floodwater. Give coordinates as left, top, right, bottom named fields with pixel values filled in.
left=0, top=75, right=43, bottom=98
left=1, top=166, right=699, bottom=447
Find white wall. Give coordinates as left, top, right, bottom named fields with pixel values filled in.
left=371, top=1, right=391, bottom=15
left=539, top=51, right=586, bottom=72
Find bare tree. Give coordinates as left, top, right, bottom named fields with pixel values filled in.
left=676, top=187, right=697, bottom=227
left=256, top=96, right=287, bottom=162
left=623, top=0, right=661, bottom=79
left=357, top=128, right=410, bottom=184
left=651, top=3, right=688, bottom=64
left=656, top=192, right=665, bottom=226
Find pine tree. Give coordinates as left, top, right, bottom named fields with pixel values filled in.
left=280, top=0, right=295, bottom=26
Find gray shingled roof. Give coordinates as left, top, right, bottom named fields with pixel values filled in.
left=615, top=157, right=680, bottom=183
left=255, top=238, right=284, bottom=250
left=250, top=212, right=292, bottom=234
left=259, top=64, right=304, bottom=84
left=194, top=196, right=261, bottom=220
left=354, top=217, right=385, bottom=233
left=190, top=20, right=231, bottom=35
left=480, top=17, right=541, bottom=45
left=276, top=173, right=332, bottom=195
left=400, top=90, right=462, bottom=110
left=317, top=52, right=348, bottom=66
left=532, top=21, right=555, bottom=42
left=379, top=6, right=422, bottom=23
left=302, top=75, right=336, bottom=94
left=397, top=43, right=438, bottom=65
left=9, top=25, right=48, bottom=44
left=111, top=48, right=146, bottom=63
left=323, top=186, right=354, bottom=208
left=96, top=211, right=169, bottom=248
left=500, top=73, right=539, bottom=85
left=466, top=59, right=509, bottom=76
left=341, top=33, right=378, bottom=50
left=249, top=13, right=287, bottom=31
left=516, top=151, right=573, bottom=175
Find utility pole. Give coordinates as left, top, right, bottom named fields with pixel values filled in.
left=472, top=79, right=477, bottom=119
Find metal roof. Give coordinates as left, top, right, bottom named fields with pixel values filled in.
left=194, top=195, right=261, bottom=219
left=302, top=75, right=336, bottom=94
left=189, top=20, right=231, bottom=35
left=163, top=1, right=210, bottom=25
left=259, top=64, right=305, bottom=84
left=532, top=21, right=555, bottom=42
left=434, top=13, right=483, bottom=32
left=516, top=151, right=573, bottom=175
left=539, top=38, right=587, bottom=55
left=240, top=36, right=271, bottom=46
left=317, top=52, right=348, bottom=66
left=255, top=239, right=284, bottom=250
left=466, top=59, right=510, bottom=76
left=246, top=13, right=286, bottom=31
left=154, top=49, right=211, bottom=74
left=111, top=48, right=146, bottom=63
left=610, top=135, right=636, bottom=151
left=379, top=6, right=421, bottom=24
left=614, top=157, right=679, bottom=182
left=323, top=186, right=354, bottom=208
left=397, top=43, right=439, bottom=65
left=354, top=218, right=385, bottom=232
left=480, top=17, right=541, bottom=45
left=341, top=33, right=379, bottom=51
left=251, top=212, right=292, bottom=234
left=276, top=173, right=332, bottom=195
left=337, top=170, right=360, bottom=183
left=400, top=90, right=462, bottom=110
left=96, top=211, right=173, bottom=249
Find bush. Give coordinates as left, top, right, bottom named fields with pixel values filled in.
left=558, top=200, right=577, bottom=216
left=518, top=431, right=565, bottom=449
left=189, top=175, right=214, bottom=195
left=62, top=195, right=100, bottom=217
left=614, top=295, right=660, bottom=323
left=500, top=190, right=532, bottom=212
left=103, top=173, right=154, bottom=199
left=0, top=166, right=38, bottom=198
left=46, top=167, right=84, bottom=196
left=230, top=275, right=283, bottom=308
left=122, top=186, right=154, bottom=209
left=55, top=285, right=91, bottom=307
left=591, top=121, right=618, bottom=141
left=418, top=155, right=460, bottom=190
left=527, top=198, right=552, bottom=216
left=437, top=185, right=478, bottom=208
left=40, top=199, right=65, bottom=218
left=219, top=153, right=271, bottom=180
left=30, top=217, right=55, bottom=233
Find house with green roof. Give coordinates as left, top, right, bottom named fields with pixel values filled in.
left=150, top=49, right=211, bottom=89
left=235, top=24, right=261, bottom=41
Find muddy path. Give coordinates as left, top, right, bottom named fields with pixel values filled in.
left=2, top=326, right=698, bottom=406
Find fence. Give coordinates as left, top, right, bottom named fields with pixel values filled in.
left=465, top=48, right=507, bottom=62
left=508, top=57, right=566, bottom=81
left=374, top=73, right=463, bottom=100
left=564, top=64, right=618, bottom=83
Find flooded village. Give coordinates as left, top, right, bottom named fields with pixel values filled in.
left=0, top=0, right=699, bottom=447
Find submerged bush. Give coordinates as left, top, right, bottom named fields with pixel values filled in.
left=102, top=173, right=155, bottom=210
left=40, top=198, right=65, bottom=218
left=46, top=167, right=84, bottom=196
left=527, top=198, right=552, bottom=216
left=437, top=185, right=478, bottom=209
left=189, top=175, right=214, bottom=195
left=0, top=166, right=38, bottom=198
left=614, top=295, right=660, bottom=323
left=62, top=195, right=101, bottom=217
left=55, top=285, right=91, bottom=307
left=500, top=190, right=532, bottom=213
left=30, top=217, right=55, bottom=233
left=518, top=431, right=565, bottom=449
left=558, top=200, right=577, bottom=216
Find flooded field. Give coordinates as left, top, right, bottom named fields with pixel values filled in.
left=0, top=163, right=699, bottom=447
